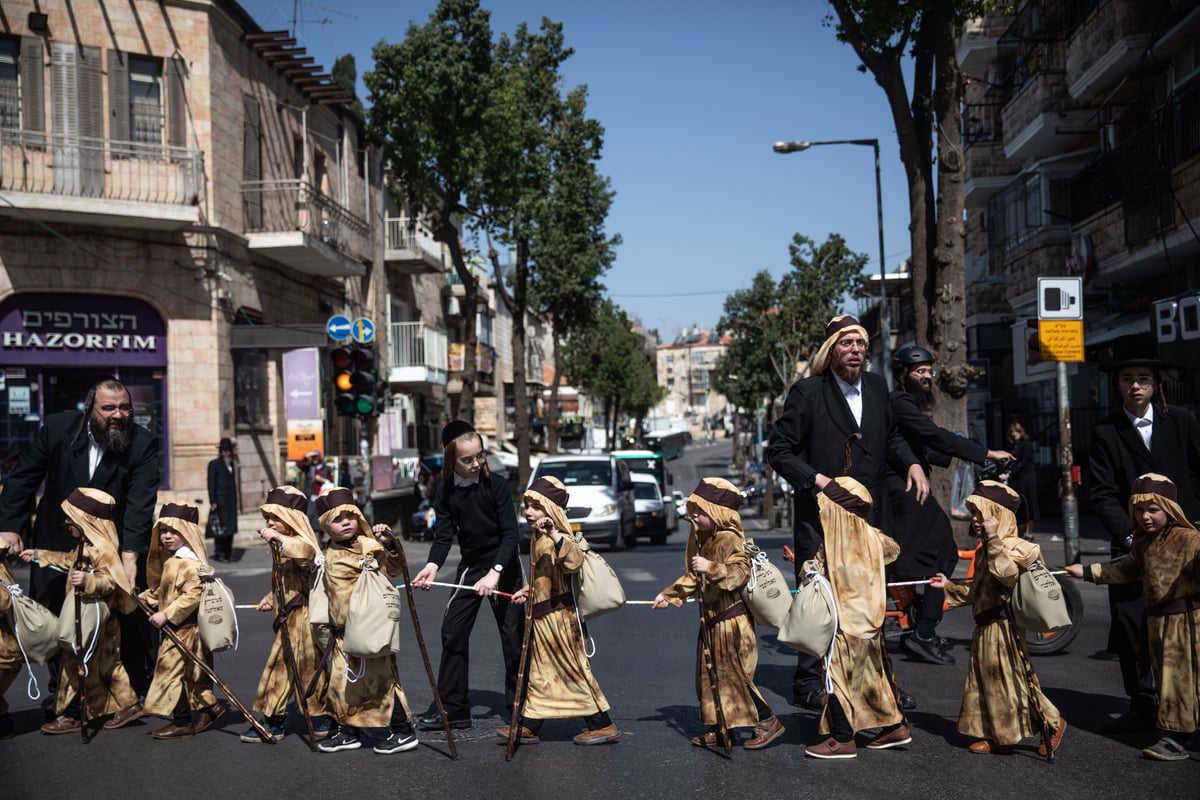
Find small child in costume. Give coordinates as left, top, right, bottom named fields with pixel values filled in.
left=506, top=476, right=619, bottom=746
left=805, top=477, right=910, bottom=760
left=932, top=480, right=1066, bottom=757
left=653, top=477, right=783, bottom=750
left=0, top=537, right=25, bottom=738
left=20, top=488, right=143, bottom=735
left=314, top=488, right=418, bottom=755
left=240, top=485, right=332, bottom=743
left=1067, top=473, right=1200, bottom=761
left=139, top=502, right=226, bottom=739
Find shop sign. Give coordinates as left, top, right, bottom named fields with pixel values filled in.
left=1154, top=292, right=1200, bottom=343
left=0, top=293, right=166, bottom=366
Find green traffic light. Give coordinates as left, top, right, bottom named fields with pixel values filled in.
left=355, top=396, right=375, bottom=416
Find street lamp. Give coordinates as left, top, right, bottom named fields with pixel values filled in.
left=773, top=138, right=892, bottom=388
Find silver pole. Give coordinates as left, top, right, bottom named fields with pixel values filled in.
left=1057, top=361, right=1080, bottom=564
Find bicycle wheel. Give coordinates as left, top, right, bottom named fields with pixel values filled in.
left=1025, top=575, right=1083, bottom=655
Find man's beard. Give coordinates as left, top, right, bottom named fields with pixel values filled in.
left=90, top=416, right=131, bottom=455
left=833, top=362, right=862, bottom=384
left=903, top=373, right=936, bottom=411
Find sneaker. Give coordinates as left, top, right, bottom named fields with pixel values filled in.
left=573, top=723, right=621, bottom=745
left=374, top=725, right=419, bottom=754
left=743, top=716, right=784, bottom=750
left=311, top=715, right=334, bottom=740
left=805, top=736, right=857, bottom=759
left=417, top=711, right=471, bottom=730
left=898, top=690, right=918, bottom=711
left=317, top=726, right=362, bottom=753
left=903, top=633, right=955, bottom=665
left=866, top=724, right=912, bottom=750
left=240, top=717, right=286, bottom=743
left=1142, top=736, right=1189, bottom=761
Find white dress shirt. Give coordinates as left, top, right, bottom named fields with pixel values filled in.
left=1124, top=404, right=1154, bottom=451
left=833, top=372, right=864, bottom=428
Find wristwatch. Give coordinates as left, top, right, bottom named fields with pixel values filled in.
left=492, top=564, right=504, bottom=574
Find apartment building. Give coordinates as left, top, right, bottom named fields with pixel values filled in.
left=654, top=327, right=730, bottom=439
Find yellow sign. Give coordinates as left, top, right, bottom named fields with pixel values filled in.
left=1038, top=320, right=1084, bottom=362
left=287, top=418, right=325, bottom=461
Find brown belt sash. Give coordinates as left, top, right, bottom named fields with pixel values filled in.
left=706, top=599, right=748, bottom=627
left=1145, top=590, right=1200, bottom=617
left=974, top=603, right=1010, bottom=627
left=531, top=591, right=574, bottom=621
left=272, top=591, right=310, bottom=632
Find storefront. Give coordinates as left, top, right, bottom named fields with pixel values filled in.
left=0, top=292, right=170, bottom=486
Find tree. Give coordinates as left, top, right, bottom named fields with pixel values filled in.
left=331, top=54, right=365, bottom=118
left=366, top=0, right=499, bottom=423
left=825, top=1, right=994, bottom=446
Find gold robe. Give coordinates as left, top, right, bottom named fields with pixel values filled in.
left=1088, top=522, right=1200, bottom=734
left=322, top=536, right=412, bottom=728
left=661, top=528, right=765, bottom=729
left=253, top=533, right=327, bottom=717
left=520, top=531, right=610, bottom=721
left=36, top=546, right=138, bottom=717
left=141, top=554, right=217, bottom=715
left=944, top=536, right=1061, bottom=745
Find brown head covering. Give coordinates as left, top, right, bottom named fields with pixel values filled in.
left=820, top=479, right=872, bottom=520
left=261, top=485, right=321, bottom=555
left=523, top=476, right=572, bottom=537
left=686, top=477, right=744, bottom=537
left=61, top=488, right=134, bottom=600
left=1128, top=473, right=1191, bottom=531
left=148, top=502, right=207, bottom=589
left=966, top=480, right=1022, bottom=538
left=811, top=315, right=869, bottom=376
left=316, top=487, right=372, bottom=539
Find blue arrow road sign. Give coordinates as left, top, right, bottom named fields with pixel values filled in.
left=326, top=315, right=352, bottom=340
left=352, top=317, right=376, bottom=344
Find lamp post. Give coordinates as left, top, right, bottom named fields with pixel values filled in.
left=773, top=138, right=892, bottom=388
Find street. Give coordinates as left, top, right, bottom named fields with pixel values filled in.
left=2, top=444, right=1196, bottom=798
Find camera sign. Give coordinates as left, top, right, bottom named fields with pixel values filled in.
left=1038, top=277, right=1083, bottom=320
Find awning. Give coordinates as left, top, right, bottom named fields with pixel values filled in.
left=1084, top=314, right=1151, bottom=346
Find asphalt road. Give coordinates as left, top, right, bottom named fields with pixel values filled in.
left=2, top=443, right=1196, bottom=798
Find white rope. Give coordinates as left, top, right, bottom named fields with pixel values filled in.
left=569, top=575, right=597, bottom=659
left=344, top=654, right=366, bottom=684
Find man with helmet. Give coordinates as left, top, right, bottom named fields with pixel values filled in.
left=887, top=345, right=1013, bottom=666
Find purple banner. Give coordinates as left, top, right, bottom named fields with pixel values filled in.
left=283, top=347, right=321, bottom=419
left=0, top=293, right=166, bottom=367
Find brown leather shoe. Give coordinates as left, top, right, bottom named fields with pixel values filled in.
left=866, top=724, right=912, bottom=750
left=153, top=722, right=196, bottom=740
left=1037, top=718, right=1067, bottom=757
left=743, top=715, right=784, bottom=750
left=573, top=723, right=620, bottom=745
left=193, top=703, right=226, bottom=733
left=968, top=739, right=1013, bottom=755
left=40, top=716, right=82, bottom=735
left=690, top=728, right=728, bottom=748
left=103, top=702, right=145, bottom=730
left=805, top=736, right=857, bottom=759
left=497, top=724, right=540, bottom=745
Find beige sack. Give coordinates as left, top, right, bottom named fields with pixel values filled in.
left=342, top=554, right=402, bottom=657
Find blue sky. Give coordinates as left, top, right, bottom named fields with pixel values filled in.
left=237, top=0, right=913, bottom=341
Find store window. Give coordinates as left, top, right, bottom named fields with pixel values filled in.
left=234, top=349, right=270, bottom=429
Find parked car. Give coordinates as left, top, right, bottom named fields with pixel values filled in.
left=519, top=453, right=636, bottom=550
left=631, top=472, right=670, bottom=545
left=672, top=490, right=688, bottom=519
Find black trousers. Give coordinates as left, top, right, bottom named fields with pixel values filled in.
left=1107, top=579, right=1157, bottom=710
left=435, top=560, right=525, bottom=720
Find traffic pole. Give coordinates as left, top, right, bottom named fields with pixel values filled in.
left=1057, top=360, right=1080, bottom=565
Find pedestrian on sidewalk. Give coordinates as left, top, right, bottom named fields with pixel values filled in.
left=207, top=438, right=238, bottom=563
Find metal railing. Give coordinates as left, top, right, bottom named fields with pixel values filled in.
left=0, top=129, right=202, bottom=205
left=385, top=215, right=443, bottom=263
left=242, top=179, right=370, bottom=260
left=390, top=321, right=448, bottom=373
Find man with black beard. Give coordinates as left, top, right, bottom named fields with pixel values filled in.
left=0, top=378, right=160, bottom=712
left=886, top=346, right=1012, bottom=665
left=768, top=316, right=928, bottom=711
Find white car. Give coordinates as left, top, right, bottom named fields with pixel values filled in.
left=631, top=472, right=671, bottom=545
left=519, top=453, right=637, bottom=550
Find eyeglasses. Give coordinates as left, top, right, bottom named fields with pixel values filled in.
left=835, top=338, right=868, bottom=351
left=1119, top=374, right=1155, bottom=387
left=457, top=453, right=485, bottom=467
left=911, top=366, right=937, bottom=378
left=98, top=403, right=134, bottom=415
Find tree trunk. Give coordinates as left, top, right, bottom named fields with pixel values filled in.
left=547, top=325, right=563, bottom=455
left=511, top=239, right=532, bottom=487
left=439, top=215, right=477, bottom=422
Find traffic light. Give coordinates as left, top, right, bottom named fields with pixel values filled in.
left=350, top=346, right=379, bottom=417
left=331, top=347, right=356, bottom=416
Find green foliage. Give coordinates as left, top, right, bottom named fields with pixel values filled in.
left=562, top=300, right=661, bottom=423
left=331, top=54, right=365, bottom=118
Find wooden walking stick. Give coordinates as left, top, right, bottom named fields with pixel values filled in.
left=131, top=594, right=275, bottom=744
left=71, top=538, right=92, bottom=744
left=270, top=541, right=317, bottom=750
left=391, top=539, right=458, bottom=760
left=695, top=572, right=732, bottom=756
left=506, top=535, right=536, bottom=761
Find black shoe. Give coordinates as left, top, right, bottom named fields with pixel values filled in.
left=791, top=690, right=824, bottom=711
left=899, top=689, right=918, bottom=711
left=904, top=632, right=956, bottom=665
left=1103, top=707, right=1156, bottom=734
left=416, top=712, right=471, bottom=731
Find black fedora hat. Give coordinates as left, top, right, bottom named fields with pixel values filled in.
left=218, top=437, right=235, bottom=450
left=1098, top=357, right=1177, bottom=373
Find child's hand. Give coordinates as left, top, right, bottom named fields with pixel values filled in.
left=138, top=590, right=150, bottom=603
left=982, top=517, right=1000, bottom=540
left=690, top=555, right=711, bottom=574
left=18, top=548, right=35, bottom=563
left=257, top=599, right=273, bottom=612
left=149, top=611, right=167, bottom=629
left=929, top=572, right=948, bottom=588
left=372, top=524, right=396, bottom=547
left=652, top=593, right=670, bottom=609
left=259, top=528, right=280, bottom=545
left=69, top=569, right=86, bottom=587
left=511, top=587, right=528, bottom=605
left=1064, top=564, right=1083, bottom=579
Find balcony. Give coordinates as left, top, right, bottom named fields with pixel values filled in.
left=956, top=13, right=1012, bottom=77
left=388, top=321, right=448, bottom=388
left=385, top=217, right=444, bottom=274
left=1066, top=0, right=1162, bottom=99
left=963, top=102, right=1019, bottom=207
left=243, top=179, right=370, bottom=277
left=1001, top=62, right=1093, bottom=160
left=0, top=130, right=202, bottom=230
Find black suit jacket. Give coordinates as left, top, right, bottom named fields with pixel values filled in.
left=767, top=371, right=918, bottom=562
left=207, top=456, right=239, bottom=535
left=888, top=388, right=987, bottom=476
left=0, top=410, right=160, bottom=556
left=1088, top=403, right=1200, bottom=551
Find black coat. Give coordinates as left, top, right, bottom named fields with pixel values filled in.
left=0, top=410, right=159, bottom=608
left=1088, top=403, right=1200, bottom=551
left=207, top=456, right=239, bottom=536
left=767, top=371, right=918, bottom=565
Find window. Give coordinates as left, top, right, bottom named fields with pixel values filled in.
left=0, top=38, right=17, bottom=129
left=129, top=56, right=163, bottom=147
left=233, top=349, right=270, bottom=429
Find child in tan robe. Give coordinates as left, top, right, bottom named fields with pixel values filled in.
left=1067, top=473, right=1200, bottom=761
left=140, top=502, right=224, bottom=739
left=506, top=476, right=618, bottom=745
left=653, top=477, right=783, bottom=751
left=0, top=545, right=24, bottom=739
left=314, top=488, right=417, bottom=755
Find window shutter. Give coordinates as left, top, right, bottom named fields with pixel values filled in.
left=166, top=55, right=186, bottom=148
left=78, top=46, right=103, bottom=196
left=20, top=36, right=44, bottom=133
left=108, top=48, right=128, bottom=143
left=243, top=94, right=262, bottom=229
left=50, top=42, right=77, bottom=138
